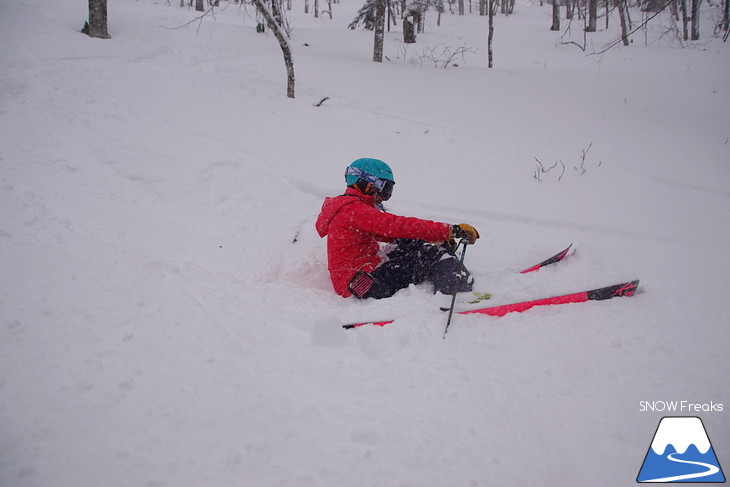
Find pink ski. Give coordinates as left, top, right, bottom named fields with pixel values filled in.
left=342, top=280, right=639, bottom=329
left=519, top=243, right=573, bottom=274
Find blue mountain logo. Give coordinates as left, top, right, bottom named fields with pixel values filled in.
left=637, top=416, right=725, bottom=483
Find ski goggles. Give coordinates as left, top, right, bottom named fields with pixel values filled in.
left=345, top=166, right=395, bottom=200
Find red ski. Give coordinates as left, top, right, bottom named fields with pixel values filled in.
left=342, top=280, right=639, bottom=329
left=519, top=243, right=573, bottom=273
left=459, top=279, right=639, bottom=317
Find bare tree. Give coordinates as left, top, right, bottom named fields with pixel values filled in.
left=271, top=0, right=284, bottom=25
left=250, top=0, right=295, bottom=97
left=322, top=0, right=334, bottom=18
left=87, top=0, right=111, bottom=39
left=592, top=0, right=676, bottom=54
left=690, top=0, right=701, bottom=39
left=681, top=0, right=689, bottom=39
left=586, top=0, right=598, bottom=31
left=617, top=0, right=631, bottom=45
left=373, top=0, right=386, bottom=61
left=403, top=7, right=420, bottom=43
left=551, top=0, right=561, bottom=30
left=669, top=0, right=679, bottom=19
left=488, top=0, right=495, bottom=66
left=436, top=0, right=445, bottom=25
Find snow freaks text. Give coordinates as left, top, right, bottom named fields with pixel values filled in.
left=639, top=401, right=724, bottom=413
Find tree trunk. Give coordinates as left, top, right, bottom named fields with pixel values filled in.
left=724, top=0, right=729, bottom=35
left=566, top=0, right=573, bottom=19
left=459, top=0, right=465, bottom=15
left=587, top=0, right=597, bottom=30
left=488, top=0, right=495, bottom=67
left=195, top=0, right=204, bottom=11
left=690, top=0, right=700, bottom=39
left=618, top=0, right=630, bottom=45
left=606, top=0, right=610, bottom=28
left=387, top=1, right=391, bottom=31
left=271, top=0, right=283, bottom=25
left=403, top=15, right=416, bottom=42
left=250, top=0, right=295, bottom=98
left=551, top=0, right=561, bottom=30
left=314, top=0, right=319, bottom=17
left=680, top=0, right=689, bottom=39
left=403, top=7, right=421, bottom=43
left=373, top=0, right=386, bottom=62
left=88, top=0, right=111, bottom=39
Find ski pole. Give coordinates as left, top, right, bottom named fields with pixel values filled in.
left=443, top=238, right=469, bottom=339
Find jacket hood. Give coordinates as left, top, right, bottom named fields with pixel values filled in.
left=316, top=188, right=374, bottom=238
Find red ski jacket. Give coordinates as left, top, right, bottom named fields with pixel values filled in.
left=316, top=187, right=451, bottom=297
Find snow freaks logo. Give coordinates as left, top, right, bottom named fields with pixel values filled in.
left=637, top=417, right=726, bottom=483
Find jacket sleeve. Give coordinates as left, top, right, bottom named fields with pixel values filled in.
left=342, top=201, right=451, bottom=242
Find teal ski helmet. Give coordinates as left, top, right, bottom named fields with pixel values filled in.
left=345, top=158, right=395, bottom=200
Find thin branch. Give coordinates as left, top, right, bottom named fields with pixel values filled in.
left=590, top=0, right=674, bottom=55
left=161, top=5, right=217, bottom=32
left=560, top=18, right=588, bottom=51
left=534, top=157, right=566, bottom=182
left=579, top=142, right=593, bottom=164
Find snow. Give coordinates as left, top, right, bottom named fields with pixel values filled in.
left=1, top=0, right=729, bottom=485
left=650, top=417, right=712, bottom=455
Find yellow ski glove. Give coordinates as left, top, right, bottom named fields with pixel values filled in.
left=450, top=223, right=480, bottom=245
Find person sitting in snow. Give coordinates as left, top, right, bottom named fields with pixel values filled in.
left=315, top=158, right=480, bottom=299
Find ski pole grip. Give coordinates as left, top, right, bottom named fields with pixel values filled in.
left=450, top=224, right=479, bottom=245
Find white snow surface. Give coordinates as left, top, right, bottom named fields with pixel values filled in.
left=650, top=417, right=712, bottom=455
left=1, top=0, right=729, bottom=486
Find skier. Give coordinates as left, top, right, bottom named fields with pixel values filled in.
left=316, top=158, right=480, bottom=299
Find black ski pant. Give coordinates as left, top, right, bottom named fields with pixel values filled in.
left=362, top=239, right=473, bottom=299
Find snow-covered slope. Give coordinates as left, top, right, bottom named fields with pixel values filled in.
left=1, top=0, right=728, bottom=485
left=651, top=417, right=712, bottom=455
